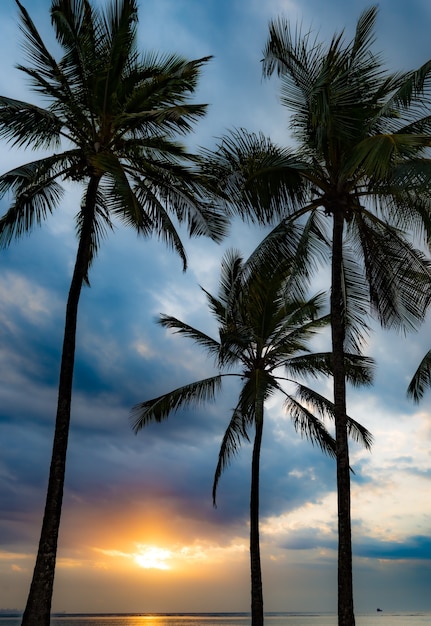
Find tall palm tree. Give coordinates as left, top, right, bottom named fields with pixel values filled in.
left=131, top=249, right=373, bottom=626
left=0, top=2, right=227, bottom=624
left=201, top=7, right=431, bottom=625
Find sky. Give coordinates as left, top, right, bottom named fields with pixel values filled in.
left=0, top=0, right=431, bottom=616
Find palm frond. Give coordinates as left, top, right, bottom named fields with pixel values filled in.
left=279, top=352, right=333, bottom=380
left=121, top=53, right=212, bottom=138
left=100, top=0, right=138, bottom=97
left=244, top=209, right=330, bottom=303
left=278, top=292, right=327, bottom=331
left=129, top=158, right=228, bottom=252
left=201, top=288, right=227, bottom=328
left=98, top=155, right=154, bottom=234
left=212, top=403, right=251, bottom=506
left=343, top=353, right=375, bottom=387
left=383, top=58, right=431, bottom=122
left=349, top=6, right=377, bottom=62
left=0, top=96, right=62, bottom=150
left=16, top=0, right=61, bottom=79
left=131, top=175, right=188, bottom=270
left=201, top=129, right=309, bottom=224
left=0, top=159, right=66, bottom=246
left=283, top=394, right=337, bottom=458
left=346, top=415, right=374, bottom=450
left=218, top=249, right=244, bottom=306
left=158, top=314, right=221, bottom=361
left=279, top=351, right=374, bottom=386
left=345, top=134, right=431, bottom=181
left=388, top=159, right=431, bottom=198
left=407, top=349, right=431, bottom=402
left=290, top=383, right=373, bottom=449
left=352, top=210, right=431, bottom=331
left=130, top=375, right=223, bottom=433
left=339, top=247, right=371, bottom=352
left=75, top=187, right=114, bottom=281
left=262, top=16, right=324, bottom=93
left=50, top=0, right=99, bottom=89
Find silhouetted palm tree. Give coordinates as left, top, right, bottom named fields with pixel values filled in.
left=131, top=249, right=373, bottom=626
left=201, top=7, right=431, bottom=625
left=0, top=2, right=227, bottom=624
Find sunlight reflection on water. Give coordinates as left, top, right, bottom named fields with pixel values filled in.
left=1, top=613, right=431, bottom=626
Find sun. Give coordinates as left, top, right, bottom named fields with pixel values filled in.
left=133, top=546, right=173, bottom=570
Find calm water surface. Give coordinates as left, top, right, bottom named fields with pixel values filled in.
left=1, top=613, right=430, bottom=626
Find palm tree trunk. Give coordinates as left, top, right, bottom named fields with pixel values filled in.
left=21, top=176, right=100, bottom=626
left=250, top=395, right=264, bottom=626
left=331, top=210, right=355, bottom=626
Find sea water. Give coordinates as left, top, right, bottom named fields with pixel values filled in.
left=0, top=613, right=430, bottom=626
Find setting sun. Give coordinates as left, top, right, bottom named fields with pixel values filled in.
left=133, top=546, right=173, bottom=570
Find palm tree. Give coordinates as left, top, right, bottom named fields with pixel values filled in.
left=131, top=249, right=373, bottom=626
left=0, top=2, right=227, bottom=624
left=201, top=7, right=431, bottom=625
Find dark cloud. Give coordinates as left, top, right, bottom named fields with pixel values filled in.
left=356, top=535, right=431, bottom=561
left=281, top=526, right=431, bottom=563
left=281, top=528, right=337, bottom=552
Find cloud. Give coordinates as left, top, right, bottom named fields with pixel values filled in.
left=357, top=535, right=431, bottom=561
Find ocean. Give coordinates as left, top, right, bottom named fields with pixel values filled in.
left=1, top=613, right=430, bottom=626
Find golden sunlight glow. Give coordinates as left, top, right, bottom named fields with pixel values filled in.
left=95, top=538, right=248, bottom=573
left=133, top=545, right=173, bottom=570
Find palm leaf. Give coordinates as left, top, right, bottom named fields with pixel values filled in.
left=0, top=96, right=62, bottom=150
left=122, top=53, right=211, bottom=137
left=130, top=158, right=228, bottom=252
left=212, top=402, right=251, bottom=506
left=100, top=0, right=138, bottom=97
left=75, top=187, right=114, bottom=282
left=158, top=314, right=221, bottom=361
left=16, top=0, right=61, bottom=79
left=131, top=175, right=188, bottom=270
left=98, top=155, right=154, bottom=234
left=244, top=210, right=329, bottom=303
left=351, top=209, right=431, bottom=331
left=283, top=394, right=337, bottom=457
left=343, top=354, right=375, bottom=387
left=218, top=249, right=244, bottom=306
left=346, top=134, right=431, bottom=181
left=349, top=6, right=377, bottom=62
left=130, top=375, right=223, bottom=433
left=201, top=129, right=308, bottom=224
left=0, top=159, right=66, bottom=246
left=279, top=351, right=374, bottom=387
left=383, top=59, right=431, bottom=122
left=407, top=349, right=431, bottom=402
left=291, top=384, right=373, bottom=450
left=339, top=247, right=371, bottom=352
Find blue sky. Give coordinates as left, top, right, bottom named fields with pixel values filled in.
left=0, top=0, right=431, bottom=615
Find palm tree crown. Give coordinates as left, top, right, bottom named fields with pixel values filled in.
left=132, top=249, right=373, bottom=626
left=0, top=0, right=226, bottom=265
